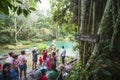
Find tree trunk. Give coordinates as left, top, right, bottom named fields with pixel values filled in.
left=14, top=16, right=17, bottom=42
left=86, top=0, right=112, bottom=70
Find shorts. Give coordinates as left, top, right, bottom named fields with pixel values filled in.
left=33, top=59, right=37, bottom=62
left=19, top=64, right=27, bottom=71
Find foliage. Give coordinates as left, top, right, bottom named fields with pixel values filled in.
left=37, top=43, right=47, bottom=52
left=51, top=0, right=120, bottom=80
left=50, top=0, right=77, bottom=39
left=0, top=32, right=14, bottom=44
left=0, top=0, right=36, bottom=17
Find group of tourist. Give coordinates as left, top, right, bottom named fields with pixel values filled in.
left=0, top=51, right=27, bottom=80
left=30, top=44, right=71, bottom=80
left=30, top=44, right=68, bottom=80
left=0, top=40, right=72, bottom=80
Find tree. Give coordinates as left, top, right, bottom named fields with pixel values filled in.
left=0, top=0, right=36, bottom=43
left=50, top=0, right=120, bottom=80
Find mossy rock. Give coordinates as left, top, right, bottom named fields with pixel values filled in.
left=31, top=39, right=43, bottom=43
left=20, top=41, right=32, bottom=45
left=3, top=45, right=15, bottom=49
left=15, top=43, right=24, bottom=48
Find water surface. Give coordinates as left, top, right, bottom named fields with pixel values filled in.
left=0, top=41, right=78, bottom=57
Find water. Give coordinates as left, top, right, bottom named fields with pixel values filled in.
left=0, top=41, right=78, bottom=57
left=43, top=41, right=78, bottom=57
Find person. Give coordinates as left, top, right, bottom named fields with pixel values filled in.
left=46, top=62, right=59, bottom=80
left=5, top=52, right=14, bottom=64
left=39, top=56, right=43, bottom=66
left=39, top=68, right=48, bottom=80
left=46, top=54, right=53, bottom=71
left=12, top=54, right=19, bottom=80
left=0, top=56, right=4, bottom=71
left=1, top=63, right=18, bottom=80
left=51, top=40, right=56, bottom=47
left=18, top=50, right=27, bottom=80
left=29, top=66, right=47, bottom=80
left=32, top=47, right=40, bottom=70
left=63, top=63, right=71, bottom=78
left=43, top=50, right=47, bottom=66
left=0, top=56, right=8, bottom=79
left=52, top=47, right=56, bottom=56
left=60, top=46, right=66, bottom=65
left=51, top=52, right=57, bottom=65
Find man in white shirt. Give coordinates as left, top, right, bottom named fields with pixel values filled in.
left=60, top=46, right=66, bottom=65
left=5, top=52, right=14, bottom=64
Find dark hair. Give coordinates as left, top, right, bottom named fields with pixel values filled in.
left=21, top=50, right=25, bottom=55
left=32, top=50, right=36, bottom=53
left=2, top=63, right=11, bottom=78
left=62, top=46, right=64, bottom=49
left=12, top=54, right=19, bottom=59
left=40, top=69, right=47, bottom=75
left=8, top=52, right=14, bottom=57
left=51, top=62, right=56, bottom=69
left=52, top=52, right=56, bottom=56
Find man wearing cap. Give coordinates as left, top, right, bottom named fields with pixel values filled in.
left=32, top=47, right=40, bottom=70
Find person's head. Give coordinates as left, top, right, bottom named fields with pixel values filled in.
left=34, top=47, right=38, bottom=51
left=53, top=47, right=56, bottom=50
left=8, top=52, right=14, bottom=57
left=51, top=62, right=56, bottom=70
left=13, top=54, right=19, bottom=59
left=41, top=69, right=47, bottom=75
left=56, top=49, right=59, bottom=52
left=65, top=65, right=71, bottom=73
left=39, top=56, right=42, bottom=59
left=48, top=54, right=51, bottom=58
left=43, top=50, right=45, bottom=53
left=62, top=46, right=64, bottom=49
left=21, top=50, right=25, bottom=55
left=3, top=63, right=11, bottom=72
left=59, top=64, right=65, bottom=71
left=32, top=49, right=36, bottom=53
left=52, top=52, right=56, bottom=56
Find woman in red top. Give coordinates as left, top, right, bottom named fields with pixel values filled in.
left=43, top=50, right=47, bottom=65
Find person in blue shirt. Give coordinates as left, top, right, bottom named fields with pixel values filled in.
left=0, top=63, right=18, bottom=80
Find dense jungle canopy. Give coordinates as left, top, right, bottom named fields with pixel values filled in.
left=0, top=0, right=120, bottom=80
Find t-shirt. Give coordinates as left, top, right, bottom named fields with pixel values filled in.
left=18, top=55, right=27, bottom=65
left=32, top=51, right=39, bottom=61
left=46, top=69, right=59, bottom=80
left=39, top=58, right=43, bottom=65
left=39, top=75, right=48, bottom=80
left=5, top=56, right=13, bottom=64
left=61, top=49, right=66, bottom=57
left=43, top=51, right=47, bottom=60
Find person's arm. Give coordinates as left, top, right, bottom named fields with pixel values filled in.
left=23, top=56, right=27, bottom=63
left=36, top=51, right=40, bottom=55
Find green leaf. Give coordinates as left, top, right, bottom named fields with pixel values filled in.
left=23, top=9, right=29, bottom=17
left=16, top=0, right=22, bottom=4
left=2, top=7, right=9, bottom=15
left=29, top=7, right=36, bottom=11
left=13, top=7, right=18, bottom=12
left=103, top=71, right=112, bottom=76
left=17, top=7, right=22, bottom=15
left=8, top=3, right=13, bottom=10
left=105, top=59, right=112, bottom=67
